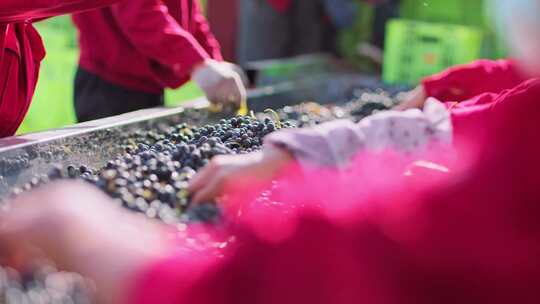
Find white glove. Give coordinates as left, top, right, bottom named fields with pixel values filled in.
left=192, top=59, right=247, bottom=105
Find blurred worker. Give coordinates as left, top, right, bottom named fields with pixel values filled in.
left=2, top=1, right=540, bottom=304
left=0, top=1, right=126, bottom=138
left=72, top=0, right=247, bottom=122
left=237, top=0, right=397, bottom=66
left=237, top=0, right=355, bottom=65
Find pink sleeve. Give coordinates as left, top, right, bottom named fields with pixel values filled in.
left=190, top=0, right=223, bottom=61
left=110, top=0, right=210, bottom=84
left=264, top=102, right=452, bottom=169
left=422, top=59, right=527, bottom=102
left=0, top=0, right=119, bottom=23
left=264, top=120, right=367, bottom=168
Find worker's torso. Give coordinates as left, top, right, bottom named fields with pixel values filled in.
left=0, top=23, right=45, bottom=137
left=72, top=0, right=195, bottom=93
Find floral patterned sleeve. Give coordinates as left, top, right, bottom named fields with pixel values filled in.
left=264, top=99, right=452, bottom=169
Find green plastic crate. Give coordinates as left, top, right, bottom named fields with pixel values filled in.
left=399, top=0, right=506, bottom=59
left=400, top=0, right=485, bottom=27
left=383, top=19, right=483, bottom=85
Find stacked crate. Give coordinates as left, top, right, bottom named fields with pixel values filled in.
left=383, top=0, right=505, bottom=85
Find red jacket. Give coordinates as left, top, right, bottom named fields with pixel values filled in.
left=72, top=0, right=223, bottom=94
left=0, top=1, right=120, bottom=138
left=422, top=59, right=527, bottom=103
left=129, top=77, right=540, bottom=304
left=421, top=59, right=530, bottom=143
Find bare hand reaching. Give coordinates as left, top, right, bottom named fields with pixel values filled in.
left=393, top=85, right=427, bottom=111
left=188, top=146, right=294, bottom=204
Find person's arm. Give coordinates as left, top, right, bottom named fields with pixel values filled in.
left=422, top=59, right=527, bottom=102
left=0, top=0, right=120, bottom=23
left=110, top=0, right=211, bottom=80
left=109, top=0, right=245, bottom=104
left=265, top=99, right=451, bottom=168
left=188, top=99, right=452, bottom=203
left=395, top=59, right=528, bottom=111
left=449, top=79, right=540, bottom=146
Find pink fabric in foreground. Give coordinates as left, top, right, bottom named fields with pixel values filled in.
left=129, top=79, right=540, bottom=304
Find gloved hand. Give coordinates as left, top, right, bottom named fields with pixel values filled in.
left=221, top=62, right=250, bottom=87
left=192, top=59, right=247, bottom=106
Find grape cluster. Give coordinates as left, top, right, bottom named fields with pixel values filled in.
left=0, top=157, right=30, bottom=177
left=275, top=88, right=401, bottom=127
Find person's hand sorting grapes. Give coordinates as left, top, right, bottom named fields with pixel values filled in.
left=188, top=146, right=294, bottom=204
left=189, top=99, right=451, bottom=204
left=192, top=59, right=248, bottom=106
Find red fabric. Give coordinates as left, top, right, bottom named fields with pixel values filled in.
left=450, top=80, right=540, bottom=149
left=422, top=59, right=527, bottom=103
left=207, top=0, right=238, bottom=61
left=0, top=0, right=119, bottom=138
left=0, top=24, right=43, bottom=138
left=266, top=0, right=292, bottom=13
left=129, top=79, right=540, bottom=303
left=421, top=59, right=536, bottom=147
left=0, top=0, right=119, bottom=22
left=72, top=0, right=223, bottom=94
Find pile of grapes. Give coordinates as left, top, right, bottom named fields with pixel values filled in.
left=275, top=89, right=399, bottom=127
left=0, top=265, right=91, bottom=304
left=0, top=88, right=402, bottom=303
